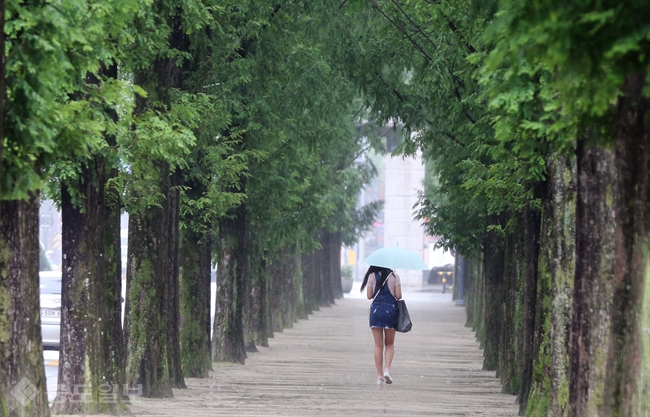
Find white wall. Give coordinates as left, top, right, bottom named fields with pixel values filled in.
left=383, top=151, right=426, bottom=288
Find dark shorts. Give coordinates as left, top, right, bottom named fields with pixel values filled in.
left=369, top=299, right=398, bottom=329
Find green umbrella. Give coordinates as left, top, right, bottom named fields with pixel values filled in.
left=363, top=245, right=429, bottom=270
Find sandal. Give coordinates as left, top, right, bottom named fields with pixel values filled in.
left=376, top=376, right=385, bottom=385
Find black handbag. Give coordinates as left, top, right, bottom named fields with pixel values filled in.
left=396, top=299, right=412, bottom=333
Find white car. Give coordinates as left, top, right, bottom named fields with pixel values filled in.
left=39, top=271, right=62, bottom=349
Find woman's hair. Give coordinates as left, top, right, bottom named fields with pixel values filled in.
left=360, top=266, right=393, bottom=293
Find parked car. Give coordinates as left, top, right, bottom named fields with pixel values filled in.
left=39, top=271, right=62, bottom=349
left=426, top=265, right=454, bottom=293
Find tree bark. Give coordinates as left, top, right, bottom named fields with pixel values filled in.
left=243, top=250, right=261, bottom=353
left=292, top=245, right=307, bottom=321
left=124, top=165, right=173, bottom=398
left=0, top=0, right=5, bottom=179
left=499, top=221, right=524, bottom=395
left=281, top=249, right=297, bottom=328
left=165, top=169, right=186, bottom=388
left=53, top=65, right=128, bottom=414
left=317, top=231, right=335, bottom=306
left=604, top=72, right=650, bottom=416
left=179, top=228, right=212, bottom=378
left=301, top=251, right=318, bottom=314
left=548, top=153, right=577, bottom=416
left=329, top=231, right=343, bottom=300
left=0, top=194, right=50, bottom=417
left=482, top=215, right=505, bottom=371
left=569, top=139, right=616, bottom=417
left=519, top=178, right=546, bottom=414
left=54, top=156, right=127, bottom=413
left=269, top=256, right=285, bottom=334
left=212, top=204, right=247, bottom=364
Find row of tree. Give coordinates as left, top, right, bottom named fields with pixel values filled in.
left=333, top=0, right=649, bottom=416
left=3, top=1, right=649, bottom=416
left=0, top=2, right=384, bottom=416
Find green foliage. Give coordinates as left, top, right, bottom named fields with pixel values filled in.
left=341, top=265, right=353, bottom=280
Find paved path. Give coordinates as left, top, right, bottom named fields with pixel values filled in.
left=128, top=288, right=519, bottom=417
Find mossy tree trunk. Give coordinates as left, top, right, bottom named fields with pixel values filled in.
left=301, top=251, right=318, bottom=314
left=281, top=249, right=297, bottom=327
left=243, top=249, right=262, bottom=353
left=53, top=65, right=127, bottom=414
left=124, top=168, right=173, bottom=398
left=124, top=10, right=189, bottom=394
left=212, top=204, right=247, bottom=364
left=0, top=194, right=50, bottom=417
left=524, top=178, right=553, bottom=417
left=292, top=245, right=307, bottom=321
left=548, top=153, right=577, bottom=416
left=55, top=148, right=127, bottom=412
left=0, top=0, right=4, bottom=180
left=317, top=231, right=335, bottom=307
left=569, top=139, right=616, bottom=417
left=165, top=169, right=186, bottom=388
left=269, top=255, right=285, bottom=334
left=499, top=221, right=524, bottom=395
left=525, top=154, right=577, bottom=416
left=482, top=215, right=505, bottom=371
left=604, top=72, right=649, bottom=416
left=179, top=227, right=212, bottom=378
left=328, top=231, right=343, bottom=300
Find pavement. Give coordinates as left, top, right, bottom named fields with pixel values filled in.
left=127, top=282, right=518, bottom=416
left=43, top=282, right=519, bottom=416
left=43, top=350, right=59, bottom=403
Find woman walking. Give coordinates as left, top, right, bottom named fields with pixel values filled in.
left=361, top=265, right=402, bottom=385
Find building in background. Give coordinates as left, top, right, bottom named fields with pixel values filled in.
left=343, top=126, right=444, bottom=289
left=383, top=150, right=426, bottom=288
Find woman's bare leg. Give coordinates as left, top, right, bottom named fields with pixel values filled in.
left=384, top=329, right=396, bottom=371
left=372, top=328, right=385, bottom=378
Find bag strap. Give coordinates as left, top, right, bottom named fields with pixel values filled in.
left=371, top=272, right=392, bottom=302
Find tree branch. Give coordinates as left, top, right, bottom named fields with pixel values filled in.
left=367, top=0, right=432, bottom=62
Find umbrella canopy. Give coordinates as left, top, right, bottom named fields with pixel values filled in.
left=363, top=246, right=429, bottom=270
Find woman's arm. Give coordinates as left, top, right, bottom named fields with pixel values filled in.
left=393, top=274, right=402, bottom=300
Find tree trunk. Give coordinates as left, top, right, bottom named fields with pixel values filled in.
left=329, top=231, right=343, bottom=300
left=179, top=229, right=212, bottom=378
left=124, top=165, right=173, bottom=398
left=292, top=244, right=307, bottom=321
left=243, top=250, right=261, bottom=353
left=317, top=231, right=334, bottom=306
left=0, top=195, right=50, bottom=417
left=53, top=65, right=127, bottom=414
left=482, top=216, right=505, bottom=371
left=124, top=9, right=190, bottom=393
left=301, top=251, right=318, bottom=314
left=54, top=156, right=127, bottom=413
left=569, top=139, right=616, bottom=417
left=522, top=176, right=551, bottom=416
left=212, top=205, right=247, bottom=364
left=269, top=256, right=285, bottom=334
left=604, top=72, right=650, bottom=416
left=548, top=153, right=578, bottom=416
left=165, top=169, right=185, bottom=388
left=0, top=0, right=5, bottom=179
left=281, top=249, right=297, bottom=328
left=499, top=221, right=524, bottom=395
